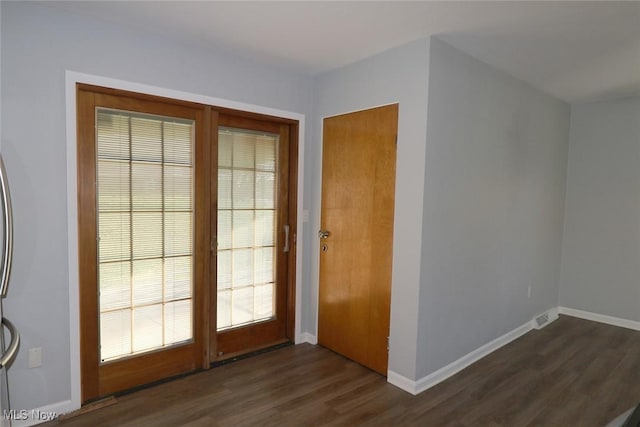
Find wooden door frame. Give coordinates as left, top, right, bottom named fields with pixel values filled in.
left=65, top=71, right=305, bottom=411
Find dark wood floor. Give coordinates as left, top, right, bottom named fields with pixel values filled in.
left=46, top=315, right=640, bottom=426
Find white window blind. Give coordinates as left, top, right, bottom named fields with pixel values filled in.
left=217, top=127, right=278, bottom=330
left=96, top=109, right=194, bottom=362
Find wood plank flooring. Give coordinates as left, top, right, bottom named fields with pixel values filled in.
left=45, top=315, right=640, bottom=426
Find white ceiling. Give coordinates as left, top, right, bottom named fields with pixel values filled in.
left=48, top=1, right=640, bottom=104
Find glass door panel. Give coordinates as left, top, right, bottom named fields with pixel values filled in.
left=217, top=127, right=277, bottom=331
left=96, top=109, right=194, bottom=362
left=213, top=117, right=291, bottom=360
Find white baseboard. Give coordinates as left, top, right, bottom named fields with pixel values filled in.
left=11, top=399, right=78, bottom=427
left=387, top=370, right=418, bottom=394
left=413, top=321, right=532, bottom=395
left=388, top=308, right=559, bottom=395
left=299, top=332, right=317, bottom=345
left=559, top=306, right=640, bottom=332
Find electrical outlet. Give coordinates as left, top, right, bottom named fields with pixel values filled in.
left=527, top=285, right=532, bottom=298
left=28, top=347, right=42, bottom=368
left=302, top=210, right=309, bottom=223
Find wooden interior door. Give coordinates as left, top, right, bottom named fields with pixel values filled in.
left=318, top=104, right=398, bottom=375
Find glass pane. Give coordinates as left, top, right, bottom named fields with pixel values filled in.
left=131, top=117, right=162, bottom=162
left=132, top=212, right=162, bottom=259
left=164, top=121, right=192, bottom=165
left=255, top=137, right=276, bottom=171
left=164, top=165, right=192, bottom=210
left=218, top=133, right=233, bottom=168
left=233, top=170, right=254, bottom=209
left=232, top=210, right=254, bottom=248
left=217, top=210, right=232, bottom=250
left=100, top=261, right=131, bottom=311
left=255, top=210, right=274, bottom=247
left=164, top=300, right=192, bottom=344
left=98, top=160, right=130, bottom=211
left=100, top=309, right=131, bottom=362
left=217, top=290, right=231, bottom=329
left=165, top=212, right=192, bottom=256
left=132, top=259, right=163, bottom=306
left=255, top=172, right=275, bottom=209
left=232, top=287, right=254, bottom=325
left=218, top=169, right=232, bottom=210
left=232, top=134, right=255, bottom=169
left=232, top=249, right=253, bottom=288
left=133, top=305, right=163, bottom=352
left=97, top=112, right=130, bottom=160
left=131, top=162, right=162, bottom=210
left=254, top=284, right=274, bottom=320
left=164, top=256, right=192, bottom=301
left=99, top=212, right=131, bottom=262
left=217, top=251, right=231, bottom=290
left=254, top=247, right=274, bottom=285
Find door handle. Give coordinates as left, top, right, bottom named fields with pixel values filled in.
left=318, top=230, right=330, bottom=239
left=283, top=225, right=290, bottom=253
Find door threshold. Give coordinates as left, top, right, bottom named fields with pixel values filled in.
left=211, top=340, right=292, bottom=367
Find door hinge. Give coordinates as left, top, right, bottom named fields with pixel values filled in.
left=387, top=336, right=390, bottom=352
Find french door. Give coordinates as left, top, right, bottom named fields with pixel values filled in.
left=78, top=85, right=297, bottom=402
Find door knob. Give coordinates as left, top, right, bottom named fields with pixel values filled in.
left=318, top=230, right=330, bottom=239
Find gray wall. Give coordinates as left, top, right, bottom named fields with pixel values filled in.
left=559, top=97, right=640, bottom=320
left=1, top=1, right=313, bottom=411
left=313, top=38, right=430, bottom=380
left=417, top=38, right=570, bottom=378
